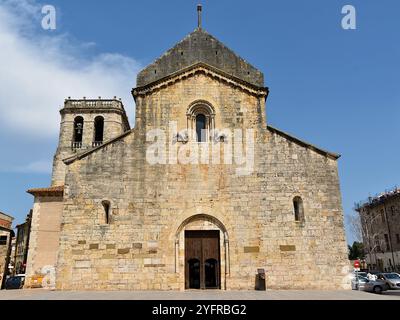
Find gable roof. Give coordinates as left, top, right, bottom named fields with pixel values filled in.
left=137, top=28, right=264, bottom=87
left=0, top=211, right=14, bottom=221
left=267, top=125, right=340, bottom=160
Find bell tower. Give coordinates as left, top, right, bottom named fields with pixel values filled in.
left=51, top=97, right=131, bottom=186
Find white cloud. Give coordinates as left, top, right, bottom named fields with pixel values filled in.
left=0, top=0, right=141, bottom=138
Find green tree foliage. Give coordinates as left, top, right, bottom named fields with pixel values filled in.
left=348, top=241, right=365, bottom=260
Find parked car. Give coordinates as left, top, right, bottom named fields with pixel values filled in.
left=351, top=275, right=368, bottom=290
left=5, top=275, right=25, bottom=290
left=351, top=276, right=388, bottom=294
left=351, top=271, right=369, bottom=282
left=376, top=273, right=400, bottom=290
left=352, top=271, right=368, bottom=278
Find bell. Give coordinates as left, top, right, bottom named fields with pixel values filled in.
left=76, top=123, right=82, bottom=134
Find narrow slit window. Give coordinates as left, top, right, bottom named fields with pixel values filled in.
left=293, top=197, right=304, bottom=222
left=102, top=200, right=111, bottom=224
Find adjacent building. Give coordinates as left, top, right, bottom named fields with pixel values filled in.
left=25, top=7, right=350, bottom=290
left=0, top=211, right=14, bottom=289
left=8, top=236, right=16, bottom=276
left=355, top=187, right=400, bottom=272
left=24, top=187, right=64, bottom=288
left=14, top=211, right=32, bottom=275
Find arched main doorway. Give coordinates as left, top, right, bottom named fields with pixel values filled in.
left=185, top=230, right=220, bottom=289
left=175, top=214, right=229, bottom=290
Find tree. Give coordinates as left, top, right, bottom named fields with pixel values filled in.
left=347, top=211, right=363, bottom=242
left=348, top=241, right=365, bottom=260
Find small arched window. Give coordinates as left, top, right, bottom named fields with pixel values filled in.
left=186, top=101, right=215, bottom=142
left=72, top=116, right=84, bottom=149
left=196, top=114, right=206, bottom=142
left=293, top=196, right=304, bottom=222
left=101, top=200, right=111, bottom=224
left=93, top=116, right=104, bottom=147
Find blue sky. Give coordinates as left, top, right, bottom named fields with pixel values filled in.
left=0, top=0, right=399, bottom=245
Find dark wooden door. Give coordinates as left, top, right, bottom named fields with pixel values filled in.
left=185, top=230, right=220, bottom=289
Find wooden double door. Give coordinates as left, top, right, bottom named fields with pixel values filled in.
left=185, top=230, right=221, bottom=289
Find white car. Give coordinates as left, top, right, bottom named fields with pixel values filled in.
left=351, top=276, right=388, bottom=294
left=376, top=273, right=400, bottom=290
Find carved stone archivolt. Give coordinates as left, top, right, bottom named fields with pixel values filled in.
left=186, top=100, right=215, bottom=142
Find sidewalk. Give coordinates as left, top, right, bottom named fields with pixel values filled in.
left=0, top=289, right=399, bottom=300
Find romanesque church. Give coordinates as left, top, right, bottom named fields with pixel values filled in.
left=25, top=10, right=349, bottom=290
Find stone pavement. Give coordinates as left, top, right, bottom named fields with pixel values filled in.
left=0, top=289, right=399, bottom=300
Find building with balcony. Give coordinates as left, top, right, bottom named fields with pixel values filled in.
left=355, top=187, right=400, bottom=272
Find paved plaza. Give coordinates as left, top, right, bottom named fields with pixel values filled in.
left=0, top=289, right=399, bottom=300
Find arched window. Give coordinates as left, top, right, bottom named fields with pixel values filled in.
left=196, top=114, right=206, bottom=142
left=93, top=116, right=104, bottom=147
left=72, top=116, right=84, bottom=149
left=101, top=200, right=111, bottom=224
left=293, top=196, right=304, bottom=222
left=186, top=101, right=215, bottom=142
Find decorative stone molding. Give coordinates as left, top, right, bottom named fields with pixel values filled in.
left=186, top=100, right=216, bottom=142
left=132, top=62, right=269, bottom=99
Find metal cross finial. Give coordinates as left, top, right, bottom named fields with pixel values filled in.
left=197, top=4, right=202, bottom=29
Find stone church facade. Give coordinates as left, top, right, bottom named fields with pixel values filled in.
left=25, top=25, right=350, bottom=290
